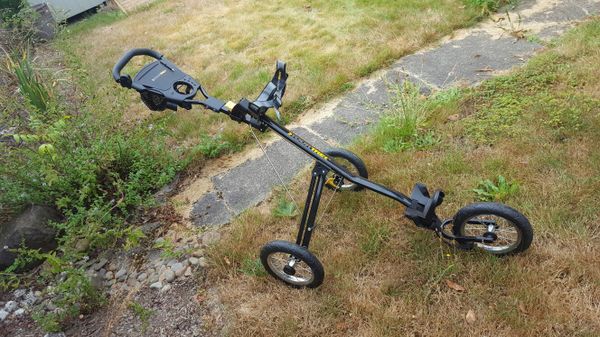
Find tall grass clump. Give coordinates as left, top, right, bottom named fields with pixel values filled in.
left=374, top=82, right=439, bottom=153
left=4, top=50, right=53, bottom=112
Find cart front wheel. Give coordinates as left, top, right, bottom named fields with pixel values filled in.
left=452, top=202, right=533, bottom=256
left=324, top=148, right=368, bottom=191
left=260, top=240, right=324, bottom=288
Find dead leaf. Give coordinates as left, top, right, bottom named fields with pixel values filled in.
left=447, top=114, right=460, bottom=122
left=224, top=256, right=231, bottom=265
left=465, top=309, right=476, bottom=324
left=518, top=303, right=528, bottom=315
left=476, top=66, right=494, bottom=72
left=445, top=279, right=466, bottom=292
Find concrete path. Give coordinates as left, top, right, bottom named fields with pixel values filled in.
left=179, top=0, right=600, bottom=227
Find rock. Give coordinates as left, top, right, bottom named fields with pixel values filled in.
left=0, top=205, right=61, bottom=271
left=92, top=258, right=108, bottom=271
left=115, top=268, right=127, bottom=281
left=22, top=291, right=37, bottom=306
left=198, top=257, right=208, bottom=268
left=184, top=267, right=192, bottom=277
left=140, top=221, right=163, bottom=236
left=166, top=259, right=177, bottom=268
left=126, top=277, right=138, bottom=288
left=171, top=262, right=185, bottom=277
left=137, top=272, right=147, bottom=282
left=191, top=248, right=204, bottom=257
left=13, top=308, right=25, bottom=317
left=90, top=273, right=104, bottom=290
left=148, top=273, right=159, bottom=284
left=104, top=271, right=114, bottom=280
left=201, top=231, right=221, bottom=246
left=0, top=309, right=8, bottom=321
left=154, top=237, right=165, bottom=245
left=34, top=291, right=42, bottom=298
left=161, top=269, right=175, bottom=283
left=13, top=288, right=27, bottom=299
left=160, top=284, right=171, bottom=293
left=74, top=238, right=90, bottom=253
left=188, top=257, right=199, bottom=265
left=149, top=281, right=162, bottom=289
left=4, top=301, right=18, bottom=313
left=43, top=332, right=66, bottom=337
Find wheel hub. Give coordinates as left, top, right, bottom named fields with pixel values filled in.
left=283, top=265, right=296, bottom=275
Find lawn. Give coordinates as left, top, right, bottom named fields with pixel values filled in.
left=58, top=0, right=493, bottom=158
left=208, top=19, right=600, bottom=337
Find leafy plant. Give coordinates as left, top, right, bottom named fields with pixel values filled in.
left=129, top=301, right=153, bottom=332
left=473, top=175, right=519, bottom=201
left=272, top=198, right=297, bottom=218
left=4, top=50, right=53, bottom=112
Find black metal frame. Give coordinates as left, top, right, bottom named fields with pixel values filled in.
left=112, top=49, right=500, bottom=249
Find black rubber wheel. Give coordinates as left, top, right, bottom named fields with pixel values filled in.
left=260, top=240, right=324, bottom=288
left=324, top=148, right=368, bottom=192
left=452, top=202, right=533, bottom=256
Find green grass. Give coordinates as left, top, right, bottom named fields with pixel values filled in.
left=55, top=0, right=498, bottom=162
left=209, top=18, right=600, bottom=337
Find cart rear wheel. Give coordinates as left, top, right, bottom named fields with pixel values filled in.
left=452, top=203, right=533, bottom=256
left=260, top=240, right=324, bottom=288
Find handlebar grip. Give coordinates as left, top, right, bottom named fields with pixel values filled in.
left=112, top=48, right=163, bottom=87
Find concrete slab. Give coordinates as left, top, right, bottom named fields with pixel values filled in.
left=397, top=32, right=542, bottom=88
left=210, top=127, right=329, bottom=217
left=525, top=0, right=600, bottom=23
left=190, top=191, right=234, bottom=227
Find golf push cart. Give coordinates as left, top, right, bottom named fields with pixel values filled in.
left=113, top=49, right=533, bottom=288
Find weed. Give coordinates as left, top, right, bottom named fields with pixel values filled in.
left=473, top=175, right=519, bottom=201
left=129, top=301, right=153, bottom=332
left=239, top=257, right=267, bottom=277
left=272, top=198, right=297, bottom=218
left=154, top=238, right=187, bottom=259
left=192, top=134, right=239, bottom=159
left=360, top=223, right=391, bottom=257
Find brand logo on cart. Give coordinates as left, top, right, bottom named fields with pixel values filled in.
left=288, top=132, right=329, bottom=160
left=152, top=70, right=167, bottom=82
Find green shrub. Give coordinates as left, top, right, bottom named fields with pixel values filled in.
left=4, top=50, right=53, bottom=113
left=473, top=175, right=519, bottom=202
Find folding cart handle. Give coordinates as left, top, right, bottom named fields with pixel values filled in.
left=112, top=48, right=163, bottom=88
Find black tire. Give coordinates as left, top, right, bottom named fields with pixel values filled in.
left=452, top=202, right=533, bottom=256
left=260, top=240, right=324, bottom=288
left=324, top=148, right=368, bottom=192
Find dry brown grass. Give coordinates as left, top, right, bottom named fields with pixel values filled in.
left=206, top=19, right=600, bottom=337
left=59, top=0, right=484, bottom=151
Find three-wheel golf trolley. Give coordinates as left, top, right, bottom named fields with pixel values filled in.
left=113, top=49, right=533, bottom=288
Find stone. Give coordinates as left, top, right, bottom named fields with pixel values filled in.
left=161, top=269, right=175, bottom=283
left=0, top=309, right=8, bottom=321
left=44, top=332, right=66, bottom=337
left=13, top=288, right=27, bottom=299
left=184, top=267, right=192, bottom=277
left=171, top=262, right=185, bottom=277
left=140, top=221, right=163, bottom=236
left=166, top=259, right=178, bottom=267
left=90, top=273, right=104, bottom=290
left=198, top=257, right=208, bottom=268
left=137, top=272, right=147, bottom=282
left=149, top=282, right=162, bottom=289
left=188, top=257, right=200, bottom=265
left=0, top=205, right=61, bottom=270
left=22, top=291, right=37, bottom=306
left=160, top=284, right=171, bottom=293
left=201, top=231, right=221, bottom=246
left=115, top=268, right=127, bottom=281
left=154, top=237, right=165, bottom=245
left=148, top=273, right=159, bottom=284
left=4, top=301, right=18, bottom=313
left=74, top=238, right=90, bottom=253
left=13, top=308, right=25, bottom=317
left=34, top=291, right=43, bottom=298
left=92, top=258, right=108, bottom=271
left=104, top=271, right=114, bottom=280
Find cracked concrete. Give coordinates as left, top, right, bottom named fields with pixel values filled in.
left=177, top=0, right=600, bottom=227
